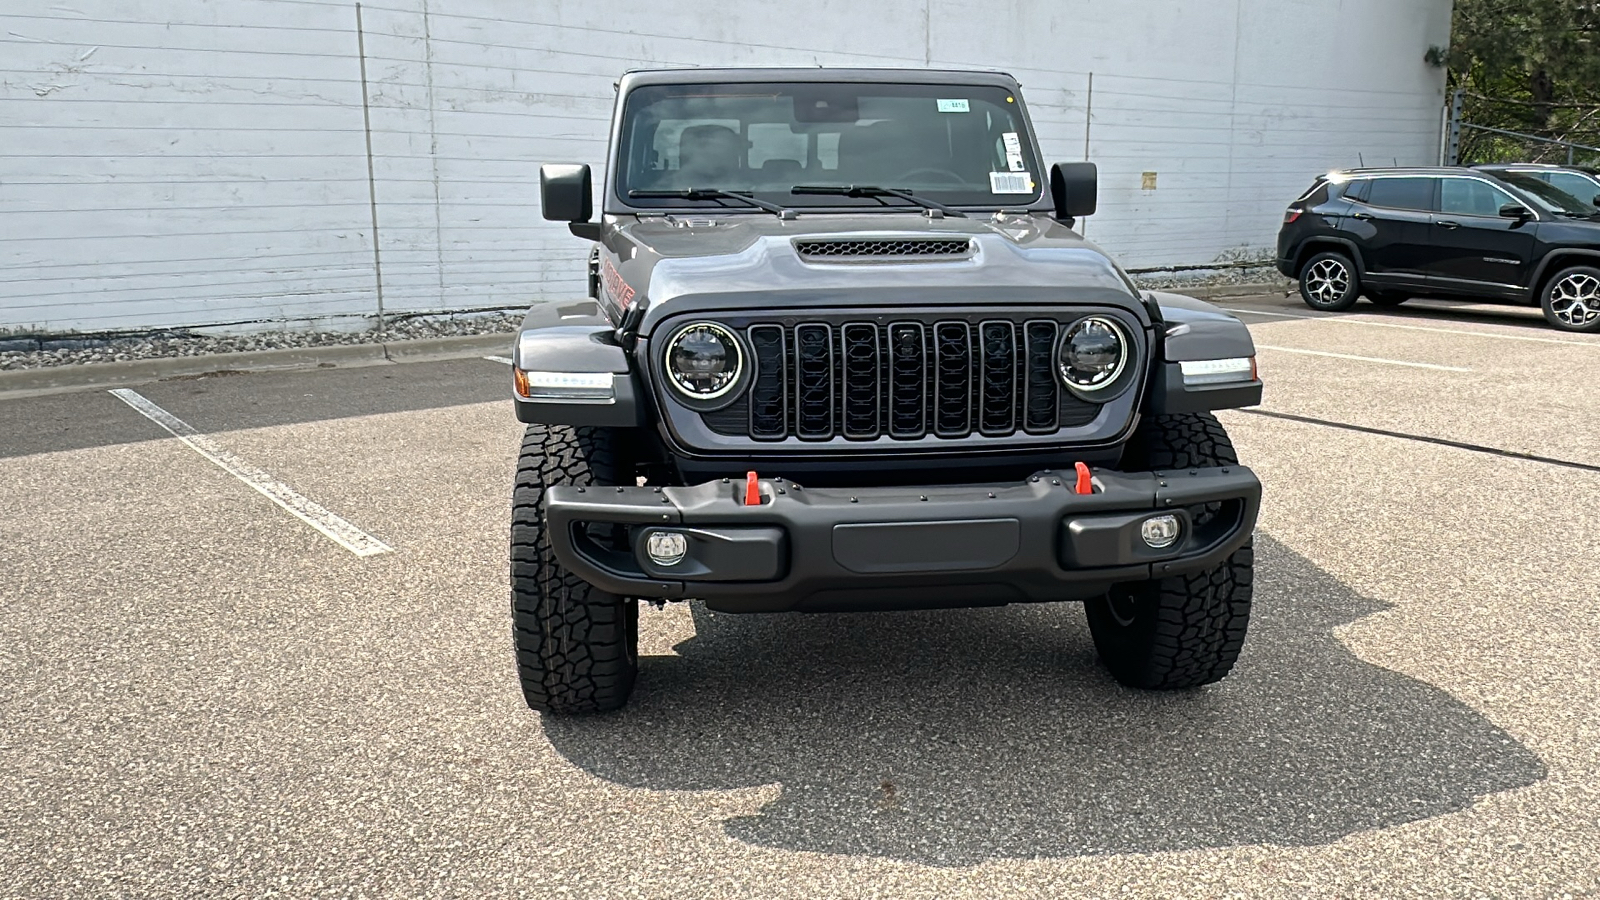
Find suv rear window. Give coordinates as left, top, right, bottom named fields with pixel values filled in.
left=1294, top=178, right=1329, bottom=203
left=1364, top=177, right=1435, bottom=211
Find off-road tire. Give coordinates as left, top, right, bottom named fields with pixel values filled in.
left=1366, top=289, right=1408, bottom=307
left=510, top=424, right=638, bottom=714
left=1087, top=413, right=1254, bottom=689
left=1297, top=250, right=1360, bottom=311
left=1539, top=264, right=1600, bottom=333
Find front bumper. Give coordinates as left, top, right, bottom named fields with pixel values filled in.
left=545, top=466, right=1260, bottom=613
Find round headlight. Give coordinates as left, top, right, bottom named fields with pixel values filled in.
left=666, top=322, right=743, bottom=400
left=1058, top=316, right=1128, bottom=392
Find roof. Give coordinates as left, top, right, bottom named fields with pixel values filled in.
left=1474, top=162, right=1600, bottom=175
left=1325, top=166, right=1479, bottom=177
left=615, top=67, right=1022, bottom=90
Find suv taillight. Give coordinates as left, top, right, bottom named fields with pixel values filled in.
left=1283, top=208, right=1303, bottom=224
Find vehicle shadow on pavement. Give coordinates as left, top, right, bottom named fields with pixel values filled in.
left=542, top=534, right=1546, bottom=866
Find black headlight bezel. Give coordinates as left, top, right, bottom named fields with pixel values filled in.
left=1056, top=315, right=1137, bottom=401
left=660, top=321, right=752, bottom=412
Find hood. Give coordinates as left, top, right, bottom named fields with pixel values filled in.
left=597, top=212, right=1142, bottom=335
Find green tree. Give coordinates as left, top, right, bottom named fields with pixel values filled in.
left=1445, top=0, right=1600, bottom=162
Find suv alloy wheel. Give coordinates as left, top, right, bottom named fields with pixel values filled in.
left=1541, top=265, right=1600, bottom=333
left=1297, top=251, right=1360, bottom=311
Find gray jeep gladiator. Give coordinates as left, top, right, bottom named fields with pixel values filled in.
left=511, top=67, right=1263, bottom=714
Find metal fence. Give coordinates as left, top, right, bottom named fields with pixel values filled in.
left=1445, top=89, right=1600, bottom=167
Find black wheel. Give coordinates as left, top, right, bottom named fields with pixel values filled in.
left=510, top=424, right=639, bottom=714
left=1366, top=290, right=1408, bottom=307
left=1539, top=265, right=1600, bottom=333
left=1086, top=413, right=1254, bottom=689
left=1297, top=251, right=1360, bottom=311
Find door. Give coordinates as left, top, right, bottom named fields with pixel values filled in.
left=1430, top=177, right=1537, bottom=292
left=1343, top=176, right=1436, bottom=282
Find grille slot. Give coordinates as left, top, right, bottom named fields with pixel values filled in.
left=795, top=238, right=972, bottom=259
left=979, top=321, right=1019, bottom=435
left=1023, top=320, right=1060, bottom=433
left=748, top=325, right=787, bottom=439
left=887, top=322, right=927, bottom=438
left=793, top=324, right=835, bottom=440
left=840, top=323, right=881, bottom=439
left=692, top=314, right=1108, bottom=441
left=933, top=322, right=973, bottom=437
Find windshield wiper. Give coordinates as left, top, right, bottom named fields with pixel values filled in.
left=628, top=188, right=795, bottom=218
left=790, top=184, right=969, bottom=218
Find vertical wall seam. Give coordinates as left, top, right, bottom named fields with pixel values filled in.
left=422, top=0, right=445, bottom=305
left=355, top=1, right=386, bottom=335
left=1221, top=0, right=1243, bottom=260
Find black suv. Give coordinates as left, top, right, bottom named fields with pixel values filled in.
left=511, top=67, right=1265, bottom=714
left=1276, top=166, right=1600, bottom=332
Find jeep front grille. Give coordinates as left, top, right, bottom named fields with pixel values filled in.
left=703, top=317, right=1101, bottom=441
left=794, top=238, right=973, bottom=259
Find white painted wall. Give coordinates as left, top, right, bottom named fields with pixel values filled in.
left=0, top=0, right=1452, bottom=335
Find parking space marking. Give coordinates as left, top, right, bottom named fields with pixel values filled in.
left=1221, top=307, right=1599, bottom=347
left=484, top=355, right=514, bottom=365
left=108, top=388, right=394, bottom=557
left=1253, top=344, right=1472, bottom=372
left=1240, top=409, right=1600, bottom=474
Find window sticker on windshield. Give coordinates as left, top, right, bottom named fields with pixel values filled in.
left=990, top=171, right=1034, bottom=194
left=1002, top=132, right=1026, bottom=171
left=936, top=98, right=970, bottom=113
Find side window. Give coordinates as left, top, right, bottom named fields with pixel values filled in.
left=1543, top=172, right=1599, bottom=203
left=1365, top=177, right=1435, bottom=211
left=1439, top=178, right=1517, bottom=216
left=1343, top=178, right=1371, bottom=203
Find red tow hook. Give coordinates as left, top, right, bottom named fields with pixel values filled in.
left=1074, top=461, right=1094, bottom=495
left=744, top=470, right=762, bottom=506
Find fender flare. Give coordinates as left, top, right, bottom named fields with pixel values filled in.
left=1527, top=248, right=1600, bottom=302
left=511, top=298, right=643, bottom=427
left=1293, top=235, right=1368, bottom=278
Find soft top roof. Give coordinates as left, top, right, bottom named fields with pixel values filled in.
left=616, top=67, right=1022, bottom=91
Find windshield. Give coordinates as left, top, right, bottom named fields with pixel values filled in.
left=615, top=82, right=1043, bottom=210
left=1496, top=171, right=1598, bottom=215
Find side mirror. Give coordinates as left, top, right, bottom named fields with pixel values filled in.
left=1592, top=194, right=1600, bottom=208
left=1498, top=202, right=1530, bottom=220
left=541, top=164, right=600, bottom=240
left=1050, top=162, right=1098, bottom=221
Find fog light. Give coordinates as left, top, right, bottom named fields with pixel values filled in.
left=1140, top=514, right=1181, bottom=549
left=645, top=531, right=688, bottom=567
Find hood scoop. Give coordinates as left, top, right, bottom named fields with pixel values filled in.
left=794, top=237, right=973, bottom=260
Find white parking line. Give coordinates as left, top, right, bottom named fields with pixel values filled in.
left=1220, top=307, right=1598, bottom=347
left=108, top=388, right=394, bottom=557
left=1254, top=344, right=1472, bottom=372
left=484, top=355, right=514, bottom=365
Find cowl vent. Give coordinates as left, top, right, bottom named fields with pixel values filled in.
left=794, top=238, right=973, bottom=259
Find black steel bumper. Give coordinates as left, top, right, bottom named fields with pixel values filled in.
left=545, top=466, right=1260, bottom=613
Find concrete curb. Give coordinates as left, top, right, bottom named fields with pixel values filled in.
left=0, top=333, right=515, bottom=399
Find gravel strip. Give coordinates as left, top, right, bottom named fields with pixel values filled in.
left=0, top=312, right=522, bottom=372
left=1, top=269, right=1294, bottom=373
left=1131, top=265, right=1294, bottom=292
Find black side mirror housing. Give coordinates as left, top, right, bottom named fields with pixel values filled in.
left=1592, top=194, right=1600, bottom=209
left=1498, top=202, right=1530, bottom=220
left=1050, top=162, right=1098, bottom=222
left=541, top=164, right=600, bottom=240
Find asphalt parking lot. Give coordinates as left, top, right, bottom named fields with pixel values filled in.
left=3, top=291, right=1599, bottom=898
